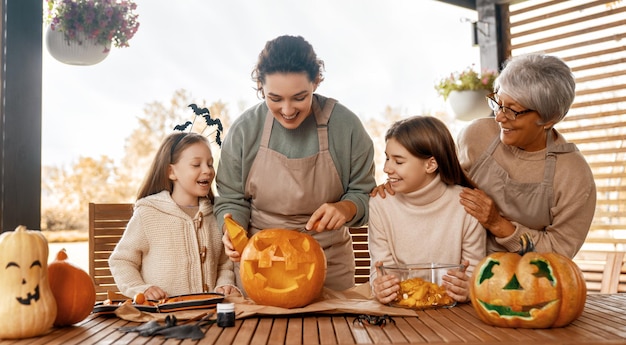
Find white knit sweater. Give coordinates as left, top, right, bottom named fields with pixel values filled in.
left=109, top=191, right=234, bottom=298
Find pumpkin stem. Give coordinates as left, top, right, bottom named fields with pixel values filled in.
left=56, top=248, right=69, bottom=261
left=518, top=233, right=535, bottom=255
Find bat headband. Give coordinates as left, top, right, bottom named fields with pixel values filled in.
left=170, top=104, right=224, bottom=159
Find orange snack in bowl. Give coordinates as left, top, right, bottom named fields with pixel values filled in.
left=224, top=216, right=249, bottom=254
left=396, top=277, right=453, bottom=308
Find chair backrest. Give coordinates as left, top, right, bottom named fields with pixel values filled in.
left=89, top=202, right=134, bottom=302
left=349, top=226, right=370, bottom=285
left=573, top=250, right=626, bottom=293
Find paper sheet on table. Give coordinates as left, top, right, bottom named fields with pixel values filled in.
left=114, top=283, right=418, bottom=322
left=227, top=284, right=418, bottom=318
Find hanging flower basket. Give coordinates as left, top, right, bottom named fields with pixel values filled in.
left=44, top=0, right=140, bottom=66
left=446, top=90, right=493, bottom=121
left=45, top=26, right=110, bottom=66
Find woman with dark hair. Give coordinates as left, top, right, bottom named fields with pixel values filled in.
left=215, top=35, right=376, bottom=291
left=369, top=116, right=485, bottom=305
left=457, top=53, right=596, bottom=258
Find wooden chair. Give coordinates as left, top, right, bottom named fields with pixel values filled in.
left=88, top=202, right=134, bottom=302
left=573, top=250, right=626, bottom=293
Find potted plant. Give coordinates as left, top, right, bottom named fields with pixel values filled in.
left=44, top=0, right=140, bottom=66
left=435, top=66, right=498, bottom=121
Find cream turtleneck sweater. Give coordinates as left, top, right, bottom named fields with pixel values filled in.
left=368, top=174, right=486, bottom=282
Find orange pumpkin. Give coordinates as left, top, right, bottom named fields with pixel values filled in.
left=0, top=226, right=57, bottom=339
left=240, top=229, right=326, bottom=308
left=48, top=249, right=96, bottom=326
left=470, top=234, right=587, bottom=328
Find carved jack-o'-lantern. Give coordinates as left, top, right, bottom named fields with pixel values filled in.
left=240, top=229, right=326, bottom=308
left=0, top=226, right=57, bottom=339
left=470, top=234, right=586, bottom=328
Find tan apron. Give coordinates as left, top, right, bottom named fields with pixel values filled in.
left=242, top=96, right=355, bottom=291
left=468, top=131, right=577, bottom=252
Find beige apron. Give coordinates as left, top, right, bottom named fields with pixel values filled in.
left=468, top=131, right=577, bottom=252
left=242, top=96, right=355, bottom=291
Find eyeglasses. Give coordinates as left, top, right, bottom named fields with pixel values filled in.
left=486, top=93, right=535, bottom=120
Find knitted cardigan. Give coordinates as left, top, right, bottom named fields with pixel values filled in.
left=109, top=191, right=234, bottom=298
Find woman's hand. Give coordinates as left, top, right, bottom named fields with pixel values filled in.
left=143, top=286, right=167, bottom=301
left=459, top=187, right=513, bottom=238
left=369, top=181, right=394, bottom=198
left=222, top=214, right=242, bottom=262
left=372, top=261, right=400, bottom=304
left=442, top=260, right=470, bottom=303
left=306, top=200, right=356, bottom=232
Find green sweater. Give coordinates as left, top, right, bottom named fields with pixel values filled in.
left=215, top=94, right=376, bottom=231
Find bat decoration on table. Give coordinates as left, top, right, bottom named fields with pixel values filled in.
left=171, top=103, right=224, bottom=147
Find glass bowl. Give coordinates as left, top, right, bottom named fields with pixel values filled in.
left=380, top=263, right=463, bottom=310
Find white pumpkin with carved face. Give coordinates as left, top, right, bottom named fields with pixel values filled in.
left=0, top=226, right=57, bottom=339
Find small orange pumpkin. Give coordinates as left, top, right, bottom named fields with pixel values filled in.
left=48, top=249, right=96, bottom=326
left=0, top=226, right=57, bottom=339
left=240, top=229, right=326, bottom=308
left=470, top=234, right=586, bottom=328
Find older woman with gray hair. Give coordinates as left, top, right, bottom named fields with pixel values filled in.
left=457, top=53, right=596, bottom=258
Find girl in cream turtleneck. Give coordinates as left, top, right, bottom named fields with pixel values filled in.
left=369, top=116, right=486, bottom=305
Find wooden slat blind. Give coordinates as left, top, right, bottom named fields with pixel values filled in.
left=508, top=1, right=626, bottom=242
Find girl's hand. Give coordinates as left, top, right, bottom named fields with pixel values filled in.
left=372, top=262, right=400, bottom=304
left=442, top=260, right=470, bottom=303
left=370, top=181, right=395, bottom=198
left=215, top=285, right=241, bottom=296
left=222, top=214, right=241, bottom=262
left=144, top=286, right=167, bottom=301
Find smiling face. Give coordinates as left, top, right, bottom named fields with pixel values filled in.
left=4, top=259, right=43, bottom=306
left=383, top=138, right=437, bottom=194
left=168, top=141, right=215, bottom=206
left=262, top=72, right=318, bottom=130
left=495, top=92, right=551, bottom=152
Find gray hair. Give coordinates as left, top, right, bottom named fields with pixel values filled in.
left=495, top=53, right=575, bottom=125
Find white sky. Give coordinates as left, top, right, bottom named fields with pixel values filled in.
left=41, top=0, right=480, bottom=167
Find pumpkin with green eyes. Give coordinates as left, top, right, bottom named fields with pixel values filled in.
left=0, top=226, right=57, bottom=339
left=470, top=234, right=586, bottom=328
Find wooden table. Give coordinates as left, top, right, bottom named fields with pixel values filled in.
left=1, top=293, right=625, bottom=344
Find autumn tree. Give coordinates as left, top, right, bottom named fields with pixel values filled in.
left=41, top=156, right=127, bottom=230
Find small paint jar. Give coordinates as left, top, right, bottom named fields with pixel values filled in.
left=216, top=303, right=235, bottom=327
